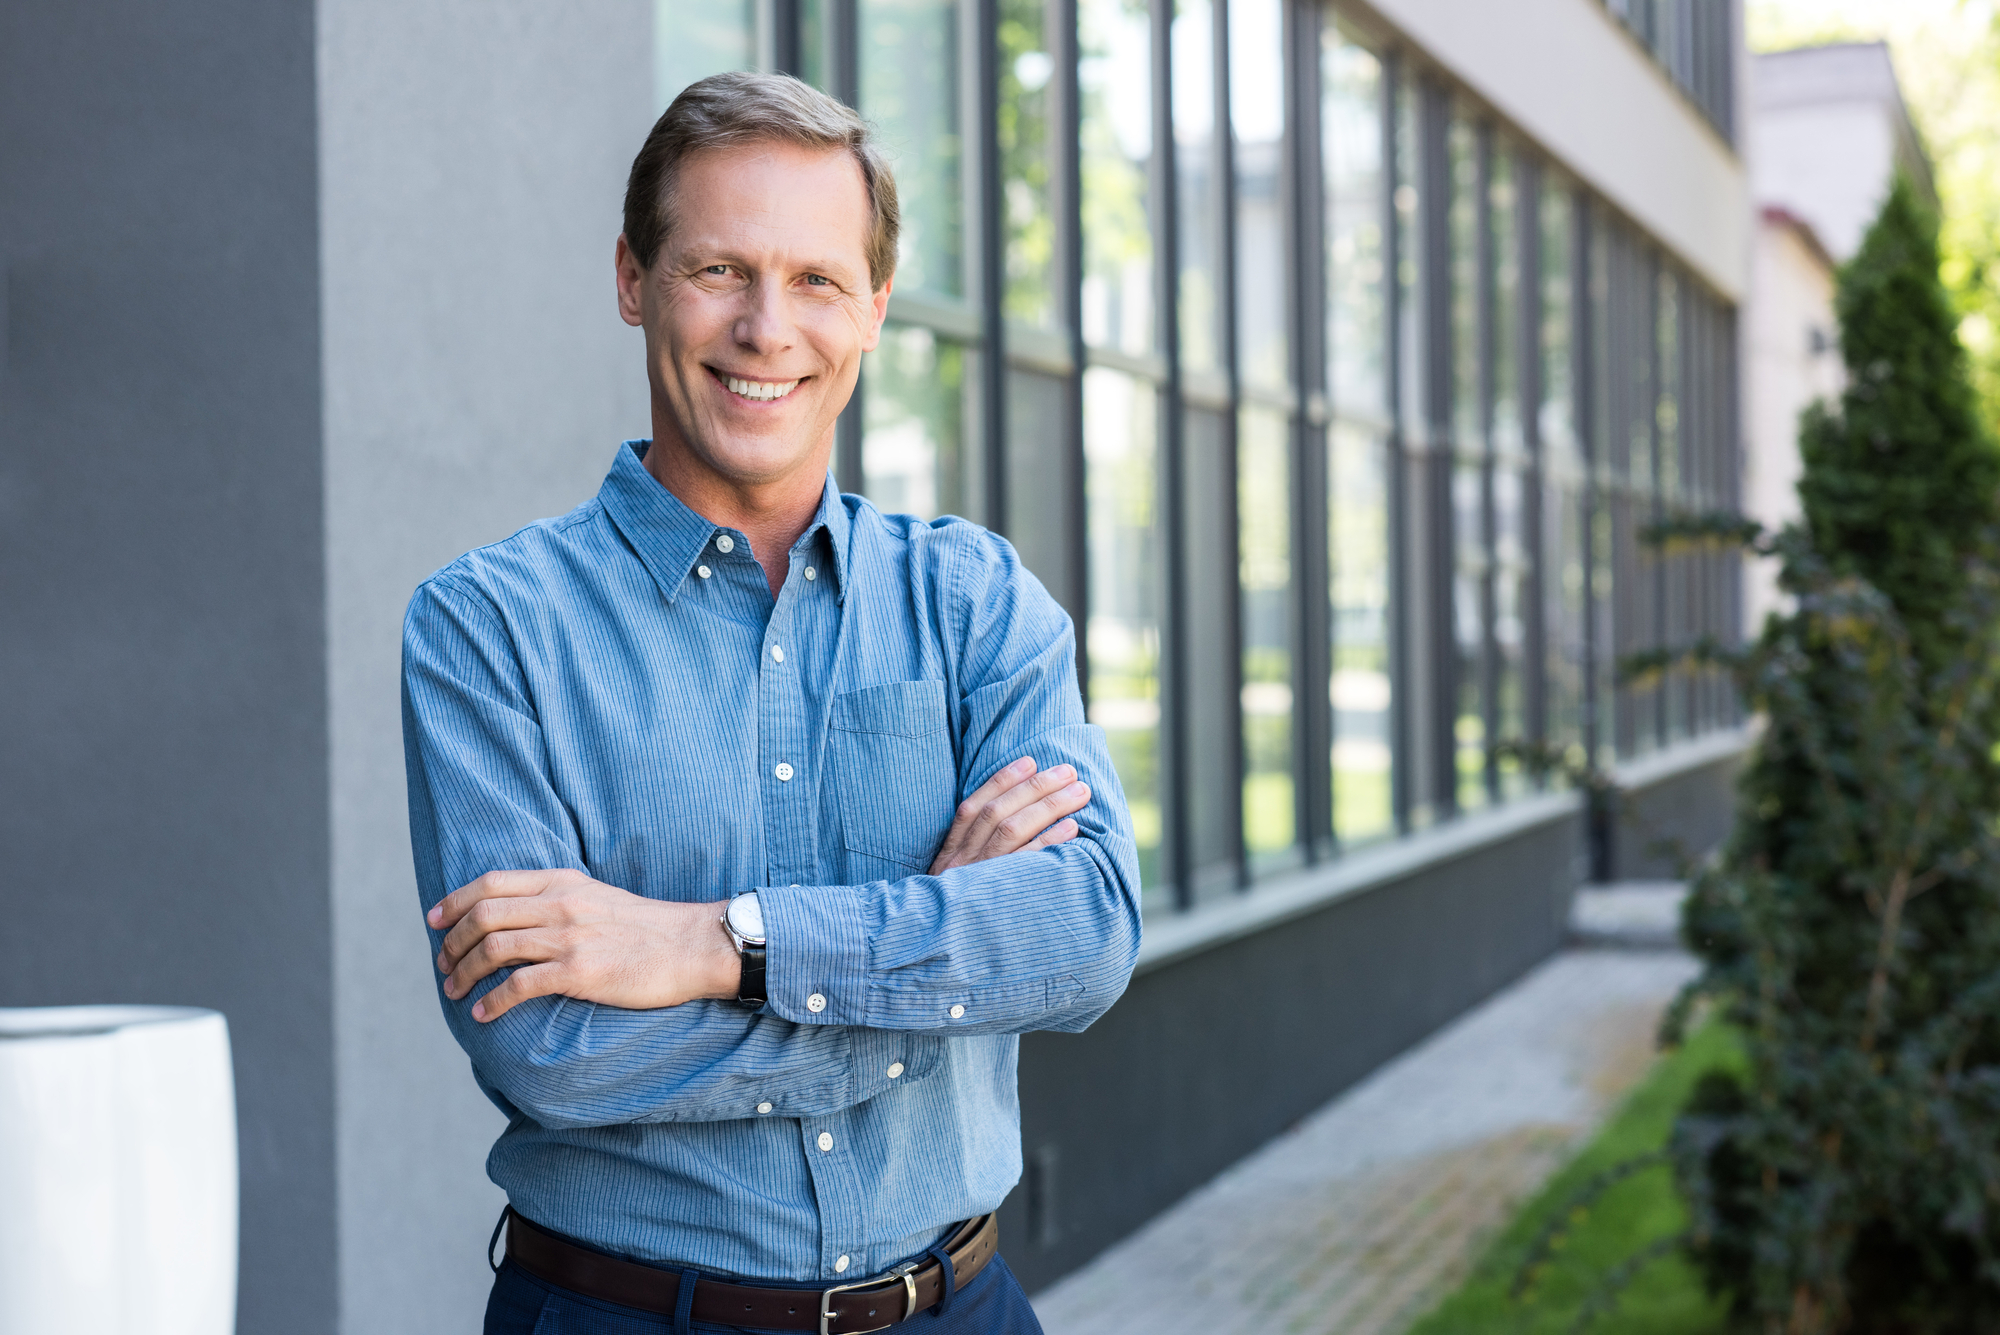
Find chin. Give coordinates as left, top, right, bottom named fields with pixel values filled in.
left=699, top=436, right=824, bottom=485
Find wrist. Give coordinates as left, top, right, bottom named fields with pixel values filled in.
left=680, top=900, right=741, bottom=1001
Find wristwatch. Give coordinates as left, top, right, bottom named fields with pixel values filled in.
left=722, top=891, right=767, bottom=1008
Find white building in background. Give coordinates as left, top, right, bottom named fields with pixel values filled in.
left=1743, top=42, right=1936, bottom=627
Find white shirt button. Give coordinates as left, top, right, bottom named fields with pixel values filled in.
left=806, top=993, right=827, bottom=1013
left=805, top=566, right=817, bottom=581
left=817, top=1131, right=834, bottom=1152
left=757, top=1101, right=773, bottom=1114
left=887, top=1062, right=904, bottom=1079
left=774, top=762, right=795, bottom=781
left=696, top=565, right=711, bottom=579
left=715, top=535, right=735, bottom=553
left=949, top=1004, right=966, bottom=1020
left=835, top=1255, right=850, bottom=1273
left=771, top=645, right=785, bottom=663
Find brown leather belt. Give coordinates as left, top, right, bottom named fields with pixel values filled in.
left=505, top=1210, right=1000, bottom=1334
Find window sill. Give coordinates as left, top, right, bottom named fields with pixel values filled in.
left=1132, top=725, right=1756, bottom=978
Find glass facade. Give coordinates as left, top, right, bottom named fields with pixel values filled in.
left=654, top=0, right=1742, bottom=908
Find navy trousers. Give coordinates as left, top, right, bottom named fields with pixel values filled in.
left=483, top=1254, right=1045, bottom=1335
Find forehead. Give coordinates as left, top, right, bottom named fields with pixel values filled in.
left=669, top=139, right=872, bottom=267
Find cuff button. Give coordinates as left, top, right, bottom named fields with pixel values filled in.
left=886, top=1062, right=904, bottom=1079
left=757, top=1102, right=774, bottom=1114
left=806, top=993, right=827, bottom=1013
left=948, top=1004, right=966, bottom=1020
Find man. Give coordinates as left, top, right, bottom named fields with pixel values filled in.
left=402, top=71, right=1142, bottom=1335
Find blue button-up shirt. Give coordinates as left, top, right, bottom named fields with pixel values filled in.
left=401, top=440, right=1142, bottom=1282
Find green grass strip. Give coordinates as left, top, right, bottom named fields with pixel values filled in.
left=1406, top=1019, right=1746, bottom=1335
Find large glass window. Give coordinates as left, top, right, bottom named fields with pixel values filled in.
left=1231, top=0, right=1287, bottom=392
left=1080, top=0, right=1156, bottom=355
left=1489, top=143, right=1528, bottom=798
left=656, top=0, right=754, bottom=105
left=1240, top=406, right=1296, bottom=865
left=1085, top=368, right=1164, bottom=890
left=1175, top=0, right=1224, bottom=375
left=1448, top=115, right=1486, bottom=813
left=999, top=0, right=1060, bottom=327
left=1541, top=178, right=1588, bottom=768
left=1322, top=26, right=1392, bottom=845
left=863, top=0, right=964, bottom=299
left=863, top=324, right=966, bottom=518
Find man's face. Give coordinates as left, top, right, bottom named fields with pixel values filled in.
left=617, top=139, right=890, bottom=490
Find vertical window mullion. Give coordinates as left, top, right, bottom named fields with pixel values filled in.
left=1519, top=152, right=1548, bottom=759
left=1289, top=0, right=1330, bottom=861
left=973, top=0, right=1008, bottom=533
left=1151, top=0, right=1191, bottom=906
left=1382, top=51, right=1412, bottom=834
left=1475, top=121, right=1499, bottom=805
left=831, top=0, right=865, bottom=490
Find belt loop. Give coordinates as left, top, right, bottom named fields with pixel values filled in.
left=924, top=1243, right=957, bottom=1319
left=673, top=1268, right=699, bottom=1335
left=488, top=1204, right=514, bottom=1274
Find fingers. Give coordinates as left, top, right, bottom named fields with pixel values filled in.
left=1032, top=818, right=1080, bottom=850
left=468, top=962, right=568, bottom=1023
left=976, top=779, right=1090, bottom=861
left=959, top=763, right=1075, bottom=851
left=932, top=757, right=1040, bottom=873
left=437, top=892, right=562, bottom=973
left=428, top=868, right=564, bottom=931
left=442, top=928, right=548, bottom=998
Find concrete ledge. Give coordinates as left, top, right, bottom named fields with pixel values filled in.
left=1134, top=725, right=1757, bottom=978
left=1136, top=790, right=1580, bottom=977
left=1610, top=724, right=1757, bottom=794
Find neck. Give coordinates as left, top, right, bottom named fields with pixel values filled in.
left=642, top=424, right=832, bottom=597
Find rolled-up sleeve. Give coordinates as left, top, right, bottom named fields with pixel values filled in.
left=758, top=529, right=1144, bottom=1034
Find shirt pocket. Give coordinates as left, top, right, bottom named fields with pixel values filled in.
left=831, top=680, right=956, bottom=873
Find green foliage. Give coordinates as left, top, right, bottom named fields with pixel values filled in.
left=1407, top=1022, right=1744, bottom=1335
left=1669, top=182, right=2000, bottom=1333
left=1796, top=177, right=2000, bottom=682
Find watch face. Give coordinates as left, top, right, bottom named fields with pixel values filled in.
left=727, top=892, right=766, bottom=944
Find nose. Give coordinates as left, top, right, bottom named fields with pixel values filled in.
left=732, top=275, right=795, bottom=358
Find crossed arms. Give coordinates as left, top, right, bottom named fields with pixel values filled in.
left=401, top=545, right=1142, bottom=1129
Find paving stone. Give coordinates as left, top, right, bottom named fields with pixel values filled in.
left=1032, top=948, right=1699, bottom=1335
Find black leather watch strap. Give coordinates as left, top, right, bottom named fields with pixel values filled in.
left=736, top=943, right=768, bottom=1008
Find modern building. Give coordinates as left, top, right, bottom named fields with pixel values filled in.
left=1, top=1, right=1749, bottom=1331
left=1742, top=41, right=1935, bottom=627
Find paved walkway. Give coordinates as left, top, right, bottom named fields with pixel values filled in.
left=1032, top=891, right=1696, bottom=1335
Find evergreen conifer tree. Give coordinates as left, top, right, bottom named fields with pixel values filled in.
left=1672, top=179, right=2000, bottom=1333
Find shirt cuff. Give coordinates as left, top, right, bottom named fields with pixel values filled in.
left=757, top=882, right=872, bottom=1026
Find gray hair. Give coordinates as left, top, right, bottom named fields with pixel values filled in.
left=622, top=71, right=900, bottom=291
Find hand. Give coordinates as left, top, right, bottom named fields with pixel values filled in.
left=427, top=870, right=739, bottom=1023
left=930, top=756, right=1092, bottom=874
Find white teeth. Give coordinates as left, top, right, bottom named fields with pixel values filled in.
left=724, top=375, right=800, bottom=401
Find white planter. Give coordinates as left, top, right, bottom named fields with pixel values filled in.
left=0, top=1007, right=238, bottom=1335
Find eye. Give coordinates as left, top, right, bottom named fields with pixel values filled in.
left=704, top=265, right=731, bottom=277
left=803, top=273, right=831, bottom=286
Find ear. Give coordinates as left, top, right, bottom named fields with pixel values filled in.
left=614, top=234, right=646, bottom=328
left=861, top=275, right=893, bottom=353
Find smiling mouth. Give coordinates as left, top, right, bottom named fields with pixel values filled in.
left=712, top=369, right=804, bottom=402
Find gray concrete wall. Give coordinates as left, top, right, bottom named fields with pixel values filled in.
left=1611, top=744, right=1746, bottom=881
left=316, top=2, right=654, bottom=1328
left=0, top=4, right=335, bottom=1332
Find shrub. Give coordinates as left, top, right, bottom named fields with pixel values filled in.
left=1670, top=178, right=2000, bottom=1333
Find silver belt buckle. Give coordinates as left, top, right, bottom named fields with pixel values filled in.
left=818, top=1260, right=921, bottom=1335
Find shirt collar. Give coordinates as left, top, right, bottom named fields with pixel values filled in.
left=597, top=440, right=850, bottom=604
